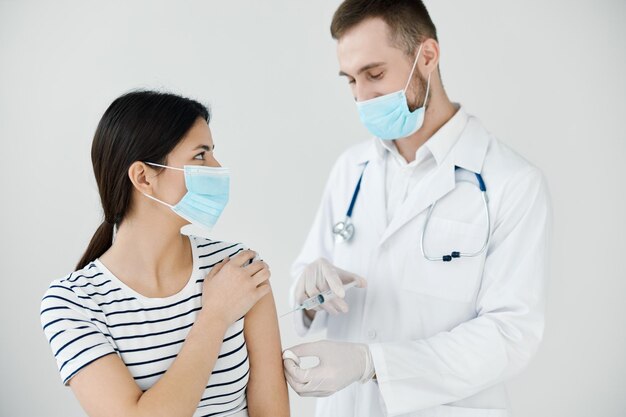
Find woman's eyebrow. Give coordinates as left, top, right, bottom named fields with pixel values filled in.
left=193, top=144, right=214, bottom=151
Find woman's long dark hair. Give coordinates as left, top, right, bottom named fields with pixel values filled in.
left=76, top=91, right=210, bottom=270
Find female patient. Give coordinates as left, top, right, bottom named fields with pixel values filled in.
left=40, top=91, right=289, bottom=417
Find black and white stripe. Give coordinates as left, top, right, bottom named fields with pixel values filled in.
left=41, top=236, right=251, bottom=417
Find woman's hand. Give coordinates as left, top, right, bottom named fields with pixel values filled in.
left=201, top=249, right=271, bottom=326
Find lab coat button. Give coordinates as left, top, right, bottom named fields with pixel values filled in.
left=367, top=329, right=377, bottom=339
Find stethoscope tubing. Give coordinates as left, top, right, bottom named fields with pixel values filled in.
left=332, top=163, right=491, bottom=262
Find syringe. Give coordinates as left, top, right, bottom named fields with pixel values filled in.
left=280, top=281, right=359, bottom=318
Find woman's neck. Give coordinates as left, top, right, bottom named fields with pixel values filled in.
left=99, top=214, right=193, bottom=297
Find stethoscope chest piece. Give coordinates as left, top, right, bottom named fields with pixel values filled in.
left=333, top=161, right=369, bottom=244
left=333, top=219, right=355, bottom=242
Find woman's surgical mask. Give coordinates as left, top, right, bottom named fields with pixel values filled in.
left=355, top=44, right=431, bottom=140
left=142, top=162, right=230, bottom=233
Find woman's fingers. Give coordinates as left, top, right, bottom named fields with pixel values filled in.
left=245, top=260, right=268, bottom=276
left=230, top=250, right=257, bottom=267
left=253, top=281, right=271, bottom=302
left=206, top=257, right=229, bottom=278
left=252, top=267, right=271, bottom=287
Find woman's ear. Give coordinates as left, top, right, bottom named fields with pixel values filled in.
left=128, top=161, right=154, bottom=194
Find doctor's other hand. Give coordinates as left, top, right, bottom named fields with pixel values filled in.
left=294, top=258, right=366, bottom=317
left=282, top=340, right=375, bottom=397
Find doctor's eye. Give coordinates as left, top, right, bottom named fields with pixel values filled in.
left=193, top=152, right=205, bottom=160
left=368, top=72, right=383, bottom=81
left=347, top=78, right=356, bottom=85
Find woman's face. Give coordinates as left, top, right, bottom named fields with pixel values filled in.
left=150, top=117, right=220, bottom=207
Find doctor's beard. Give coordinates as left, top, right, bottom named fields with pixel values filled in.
left=407, top=73, right=430, bottom=112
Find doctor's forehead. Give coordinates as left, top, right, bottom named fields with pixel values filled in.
left=336, top=18, right=404, bottom=75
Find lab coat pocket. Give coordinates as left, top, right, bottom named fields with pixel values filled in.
left=402, top=217, right=486, bottom=303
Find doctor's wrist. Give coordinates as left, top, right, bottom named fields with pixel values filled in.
left=358, top=344, right=376, bottom=383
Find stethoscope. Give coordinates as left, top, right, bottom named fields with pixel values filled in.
left=332, top=163, right=491, bottom=262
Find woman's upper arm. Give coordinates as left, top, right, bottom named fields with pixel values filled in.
left=243, top=285, right=290, bottom=416
left=69, top=353, right=143, bottom=417
left=40, top=284, right=143, bottom=417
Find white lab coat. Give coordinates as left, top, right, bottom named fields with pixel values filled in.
left=290, top=109, right=552, bottom=417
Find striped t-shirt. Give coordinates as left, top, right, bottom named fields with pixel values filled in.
left=40, top=236, right=251, bottom=417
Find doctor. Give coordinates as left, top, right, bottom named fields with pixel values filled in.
left=283, top=0, right=552, bottom=416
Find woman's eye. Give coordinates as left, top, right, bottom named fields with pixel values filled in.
left=369, top=72, right=383, bottom=80
left=348, top=78, right=356, bottom=85
left=193, top=152, right=205, bottom=160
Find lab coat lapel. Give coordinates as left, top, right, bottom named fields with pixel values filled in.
left=377, top=116, right=490, bottom=246
left=359, top=155, right=387, bottom=241
left=378, top=155, right=456, bottom=246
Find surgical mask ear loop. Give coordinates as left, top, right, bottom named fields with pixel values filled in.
left=141, top=161, right=181, bottom=209
left=422, top=72, right=432, bottom=108
left=145, top=162, right=184, bottom=172
left=143, top=192, right=175, bottom=209
left=403, top=44, right=432, bottom=109
left=403, top=44, right=424, bottom=93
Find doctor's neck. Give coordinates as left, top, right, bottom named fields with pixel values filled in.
left=395, top=74, right=457, bottom=164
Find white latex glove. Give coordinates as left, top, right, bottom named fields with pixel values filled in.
left=294, top=258, right=367, bottom=314
left=282, top=340, right=375, bottom=397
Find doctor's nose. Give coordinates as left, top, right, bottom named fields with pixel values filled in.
left=354, top=85, right=384, bottom=102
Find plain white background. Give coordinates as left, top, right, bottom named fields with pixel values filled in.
left=1, top=1, right=624, bottom=416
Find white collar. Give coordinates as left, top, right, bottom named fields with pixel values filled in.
left=356, top=105, right=490, bottom=175
left=371, top=104, right=469, bottom=166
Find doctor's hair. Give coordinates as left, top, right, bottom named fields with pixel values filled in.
left=76, top=90, right=210, bottom=270
left=330, top=0, right=438, bottom=57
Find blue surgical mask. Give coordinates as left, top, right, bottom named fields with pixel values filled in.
left=143, top=162, right=230, bottom=233
left=355, top=44, right=431, bottom=140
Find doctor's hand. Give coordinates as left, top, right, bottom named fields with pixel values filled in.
left=294, top=258, right=367, bottom=316
left=282, top=340, right=375, bottom=397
